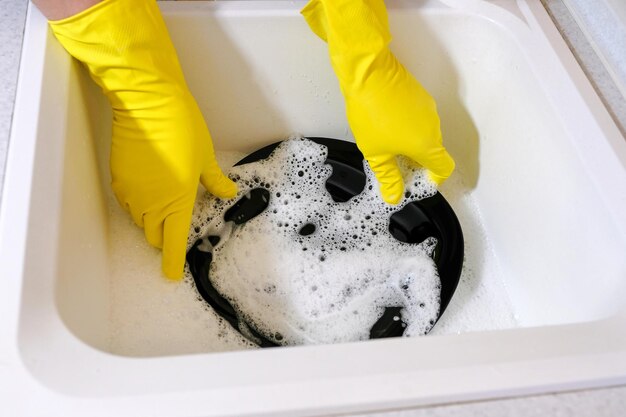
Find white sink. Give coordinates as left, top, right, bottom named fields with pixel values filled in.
left=1, top=1, right=626, bottom=416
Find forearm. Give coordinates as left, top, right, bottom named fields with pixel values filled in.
left=31, top=0, right=102, bottom=20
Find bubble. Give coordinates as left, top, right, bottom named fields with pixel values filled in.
left=299, top=223, right=316, bottom=236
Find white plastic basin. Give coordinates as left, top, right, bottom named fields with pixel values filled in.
left=2, top=1, right=626, bottom=416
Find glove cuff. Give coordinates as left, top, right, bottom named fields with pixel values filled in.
left=49, top=0, right=188, bottom=111
left=301, top=0, right=396, bottom=95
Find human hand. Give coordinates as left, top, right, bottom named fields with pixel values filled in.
left=301, top=0, right=455, bottom=204
left=49, top=0, right=237, bottom=279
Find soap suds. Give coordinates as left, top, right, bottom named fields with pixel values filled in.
left=187, top=137, right=441, bottom=345
left=108, top=139, right=518, bottom=357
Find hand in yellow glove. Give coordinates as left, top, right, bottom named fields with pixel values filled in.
left=49, top=0, right=237, bottom=280
left=301, top=0, right=455, bottom=204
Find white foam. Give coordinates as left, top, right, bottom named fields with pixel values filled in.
left=188, top=137, right=441, bottom=345
left=107, top=140, right=519, bottom=356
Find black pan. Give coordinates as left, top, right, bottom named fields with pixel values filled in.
left=187, top=137, right=463, bottom=347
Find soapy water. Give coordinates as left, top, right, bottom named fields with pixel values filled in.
left=186, top=137, right=441, bottom=346
left=108, top=140, right=518, bottom=356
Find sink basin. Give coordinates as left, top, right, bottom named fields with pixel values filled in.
left=1, top=1, right=625, bottom=416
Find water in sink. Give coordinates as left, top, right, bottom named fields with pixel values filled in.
left=107, top=140, right=517, bottom=356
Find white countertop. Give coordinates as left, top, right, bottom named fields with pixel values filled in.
left=1, top=0, right=625, bottom=415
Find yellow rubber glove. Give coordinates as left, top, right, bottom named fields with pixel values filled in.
left=49, top=0, right=237, bottom=280
left=301, top=0, right=455, bottom=204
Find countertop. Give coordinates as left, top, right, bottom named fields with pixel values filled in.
left=1, top=0, right=625, bottom=416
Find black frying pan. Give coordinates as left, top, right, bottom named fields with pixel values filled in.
left=187, top=137, right=463, bottom=347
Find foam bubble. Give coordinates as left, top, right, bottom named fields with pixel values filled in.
left=188, top=137, right=441, bottom=345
